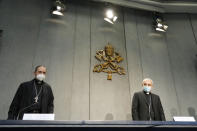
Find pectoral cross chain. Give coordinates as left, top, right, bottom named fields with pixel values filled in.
left=33, top=81, right=43, bottom=103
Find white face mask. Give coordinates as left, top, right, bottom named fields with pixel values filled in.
left=36, top=74, right=45, bottom=81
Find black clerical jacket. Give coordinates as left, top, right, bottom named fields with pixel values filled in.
left=132, top=91, right=165, bottom=121
left=8, top=79, right=54, bottom=120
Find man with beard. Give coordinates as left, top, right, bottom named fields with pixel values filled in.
left=8, top=65, right=54, bottom=120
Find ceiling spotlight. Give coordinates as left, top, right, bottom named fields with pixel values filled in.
left=106, top=9, right=114, bottom=19
left=52, top=0, right=66, bottom=16
left=104, top=9, right=118, bottom=24
left=163, top=25, right=168, bottom=30
left=155, top=18, right=168, bottom=32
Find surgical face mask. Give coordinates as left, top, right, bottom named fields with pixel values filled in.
left=36, top=74, right=45, bottom=81
left=143, top=86, right=151, bottom=93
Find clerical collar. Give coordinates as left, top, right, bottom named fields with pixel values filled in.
left=143, top=91, right=151, bottom=95
left=34, top=78, right=43, bottom=85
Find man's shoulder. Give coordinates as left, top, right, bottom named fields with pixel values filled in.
left=20, top=80, right=51, bottom=87
left=20, top=80, right=34, bottom=86
left=151, top=92, right=158, bottom=96
left=151, top=92, right=160, bottom=98
left=16, top=80, right=34, bottom=91
left=135, top=91, right=143, bottom=94
left=43, top=82, right=52, bottom=90
left=134, top=91, right=143, bottom=96
left=43, top=82, right=51, bottom=87
left=43, top=82, right=53, bottom=94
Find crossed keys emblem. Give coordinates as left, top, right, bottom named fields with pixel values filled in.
left=93, top=43, right=126, bottom=80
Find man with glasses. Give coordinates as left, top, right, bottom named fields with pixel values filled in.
left=132, top=78, right=165, bottom=121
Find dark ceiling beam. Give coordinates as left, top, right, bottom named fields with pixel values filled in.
left=92, top=0, right=197, bottom=13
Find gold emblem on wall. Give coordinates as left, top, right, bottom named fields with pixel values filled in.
left=93, top=43, right=126, bottom=80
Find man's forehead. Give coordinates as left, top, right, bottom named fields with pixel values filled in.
left=37, top=66, right=46, bottom=71
left=144, top=80, right=151, bottom=83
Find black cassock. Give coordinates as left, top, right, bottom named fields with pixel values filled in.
left=132, top=91, right=165, bottom=121
left=8, top=79, right=54, bottom=120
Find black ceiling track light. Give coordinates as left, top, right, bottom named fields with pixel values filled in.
left=52, top=0, right=66, bottom=16
left=103, top=3, right=118, bottom=24
left=153, top=12, right=168, bottom=32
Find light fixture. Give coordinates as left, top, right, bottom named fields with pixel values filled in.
left=52, top=0, right=66, bottom=16
left=155, top=17, right=168, bottom=32
left=104, top=8, right=118, bottom=24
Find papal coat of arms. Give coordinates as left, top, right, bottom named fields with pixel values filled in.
left=93, top=43, right=126, bottom=80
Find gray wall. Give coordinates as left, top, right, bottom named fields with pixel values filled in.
left=0, top=0, right=197, bottom=120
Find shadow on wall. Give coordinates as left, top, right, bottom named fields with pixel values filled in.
left=45, top=18, right=68, bottom=27
left=105, top=113, right=114, bottom=120
left=126, top=113, right=132, bottom=120
left=99, top=22, right=117, bottom=34
left=170, top=108, right=178, bottom=120
left=188, top=107, right=197, bottom=121
left=105, top=113, right=132, bottom=120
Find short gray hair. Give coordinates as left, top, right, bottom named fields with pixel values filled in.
left=142, top=78, right=153, bottom=85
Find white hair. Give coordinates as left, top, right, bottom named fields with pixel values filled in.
left=142, top=78, right=153, bottom=84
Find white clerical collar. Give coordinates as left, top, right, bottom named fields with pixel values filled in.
left=145, top=92, right=151, bottom=95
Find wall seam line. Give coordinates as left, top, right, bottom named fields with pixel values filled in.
left=122, top=8, right=132, bottom=119
left=70, top=4, right=78, bottom=120
left=188, top=14, right=197, bottom=46
left=88, top=3, right=92, bottom=120
left=135, top=11, right=144, bottom=81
